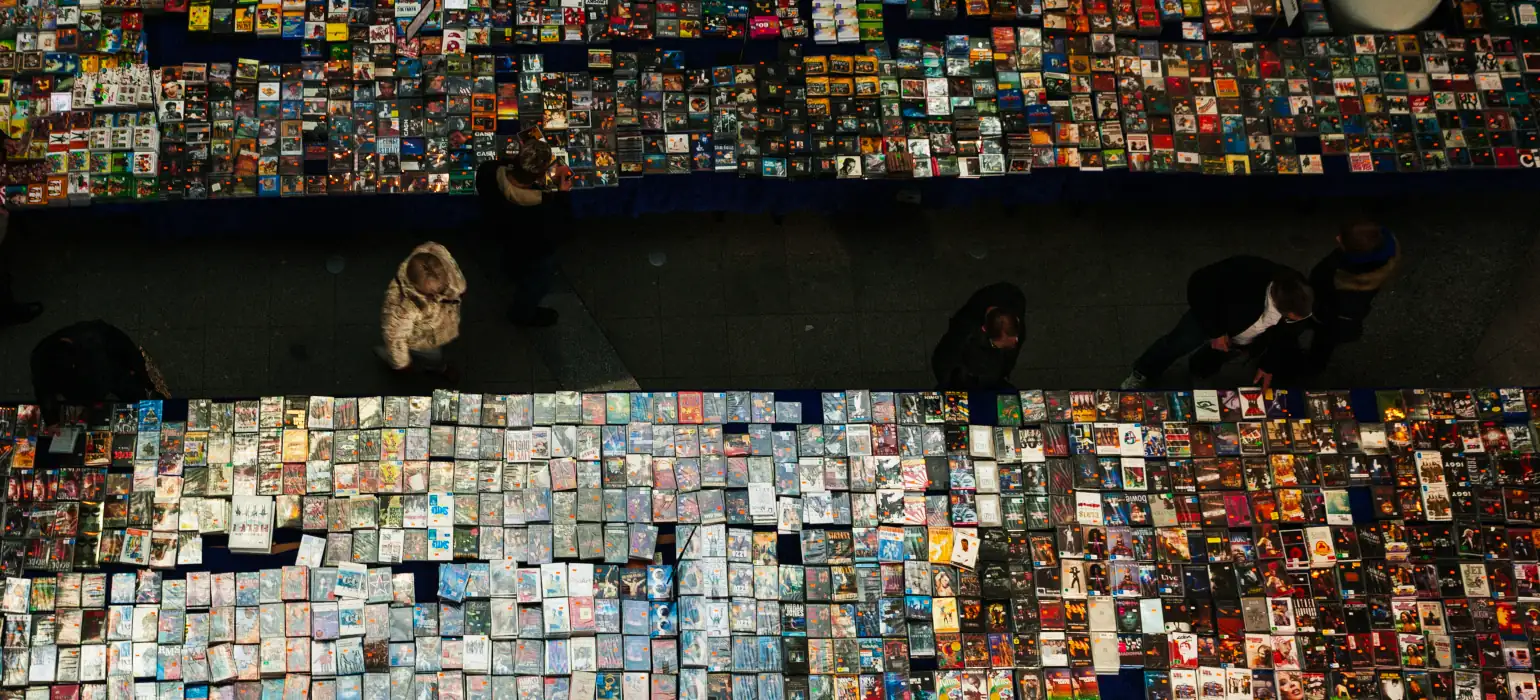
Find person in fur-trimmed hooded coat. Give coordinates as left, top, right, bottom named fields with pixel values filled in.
left=1301, top=221, right=1401, bottom=373
left=378, top=242, right=465, bottom=372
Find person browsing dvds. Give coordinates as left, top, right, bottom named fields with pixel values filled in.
left=1122, top=256, right=1313, bottom=391
left=930, top=282, right=1026, bottom=391
left=0, top=137, right=43, bottom=327
left=476, top=135, right=573, bottom=328
left=31, top=320, right=170, bottom=416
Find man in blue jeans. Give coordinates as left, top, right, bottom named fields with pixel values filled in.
left=1121, top=256, right=1314, bottom=391
left=475, top=138, right=573, bottom=327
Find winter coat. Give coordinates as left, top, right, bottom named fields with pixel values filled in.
left=475, top=161, right=571, bottom=258
left=1308, top=230, right=1400, bottom=342
left=31, top=320, right=168, bottom=414
left=931, top=282, right=1027, bottom=390
left=1185, top=255, right=1296, bottom=339
left=381, top=242, right=466, bottom=369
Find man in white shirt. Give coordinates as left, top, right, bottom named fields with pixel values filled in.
left=1230, top=282, right=1283, bottom=347
left=1122, top=256, right=1313, bottom=390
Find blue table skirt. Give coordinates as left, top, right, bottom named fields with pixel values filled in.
left=22, top=161, right=1540, bottom=228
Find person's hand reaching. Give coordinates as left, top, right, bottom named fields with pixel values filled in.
left=550, top=164, right=574, bottom=191
left=1253, top=368, right=1273, bottom=391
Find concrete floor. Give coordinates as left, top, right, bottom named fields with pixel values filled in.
left=2, top=191, right=1534, bottom=400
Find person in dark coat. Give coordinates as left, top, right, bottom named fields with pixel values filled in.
left=31, top=321, right=168, bottom=415
left=1301, top=221, right=1401, bottom=374
left=0, top=158, right=43, bottom=326
left=1122, top=256, right=1314, bottom=390
left=475, top=138, right=572, bottom=327
left=931, top=282, right=1026, bottom=390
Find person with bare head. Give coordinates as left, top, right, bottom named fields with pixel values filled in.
left=31, top=320, right=169, bottom=416
left=1122, top=256, right=1314, bottom=390
left=931, top=282, right=1026, bottom=390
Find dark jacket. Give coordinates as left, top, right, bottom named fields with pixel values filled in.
left=31, top=321, right=162, bottom=414
left=1308, top=230, right=1400, bottom=342
left=931, top=282, right=1026, bottom=390
left=1186, top=256, right=1293, bottom=339
left=475, top=160, right=571, bottom=258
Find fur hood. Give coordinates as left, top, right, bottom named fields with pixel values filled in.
left=1335, top=234, right=1400, bottom=292
left=394, top=242, right=466, bottom=304
left=380, top=242, right=465, bottom=369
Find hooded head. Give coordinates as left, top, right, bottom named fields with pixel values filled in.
left=395, top=242, right=465, bottom=305
left=1334, top=221, right=1401, bottom=291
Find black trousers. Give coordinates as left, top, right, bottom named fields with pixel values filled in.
left=498, top=234, right=558, bottom=316
left=510, top=250, right=557, bottom=314
left=0, top=211, right=21, bottom=309
left=1133, top=310, right=1234, bottom=380
left=1306, top=321, right=1353, bottom=372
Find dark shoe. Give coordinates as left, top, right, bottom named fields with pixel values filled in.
left=1119, top=371, right=1147, bottom=390
left=0, top=302, right=42, bottom=326
left=427, top=364, right=461, bottom=385
left=509, top=306, right=558, bottom=327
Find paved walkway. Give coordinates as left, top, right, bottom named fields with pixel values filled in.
left=1, top=191, right=1532, bottom=400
